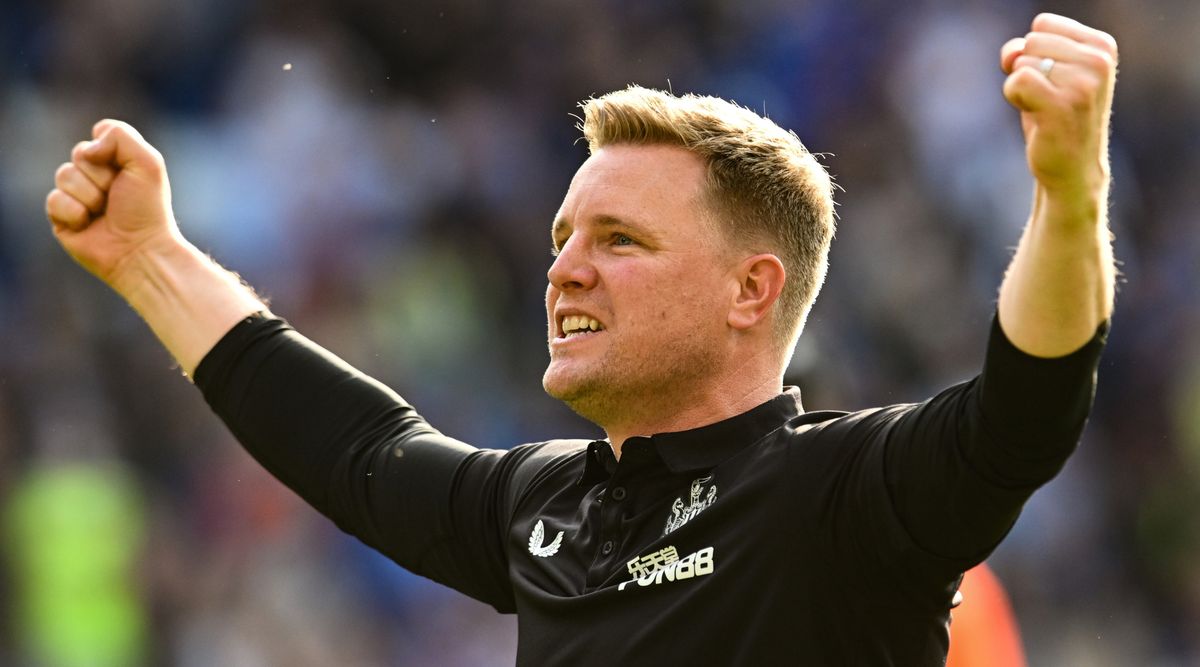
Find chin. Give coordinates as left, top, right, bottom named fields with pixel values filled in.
left=542, top=364, right=585, bottom=401
left=542, top=365, right=610, bottom=421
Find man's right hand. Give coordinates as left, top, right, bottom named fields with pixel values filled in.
left=46, top=119, right=181, bottom=293
left=45, top=119, right=265, bottom=377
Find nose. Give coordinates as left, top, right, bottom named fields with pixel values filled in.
left=547, top=235, right=597, bottom=292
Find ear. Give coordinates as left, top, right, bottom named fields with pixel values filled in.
left=727, top=253, right=786, bottom=331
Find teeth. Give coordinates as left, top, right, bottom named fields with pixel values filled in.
left=561, top=315, right=604, bottom=335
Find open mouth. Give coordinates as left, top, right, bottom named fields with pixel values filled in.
left=559, top=314, right=605, bottom=339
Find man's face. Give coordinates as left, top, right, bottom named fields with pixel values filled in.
left=543, top=144, right=737, bottom=426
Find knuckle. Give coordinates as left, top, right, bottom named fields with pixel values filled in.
left=83, top=191, right=104, bottom=211
left=1064, top=87, right=1092, bottom=111
left=1012, top=66, right=1038, bottom=83
left=54, top=165, right=77, bottom=189
left=47, top=191, right=69, bottom=218
left=66, top=197, right=87, bottom=220
left=1082, top=49, right=1114, bottom=73
left=1098, top=50, right=1117, bottom=70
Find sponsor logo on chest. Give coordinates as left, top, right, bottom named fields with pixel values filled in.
left=617, top=545, right=715, bottom=591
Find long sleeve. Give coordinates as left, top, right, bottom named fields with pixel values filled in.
left=880, top=313, right=1108, bottom=563
left=192, top=314, right=519, bottom=610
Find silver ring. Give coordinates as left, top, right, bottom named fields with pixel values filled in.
left=1038, top=57, right=1056, bottom=79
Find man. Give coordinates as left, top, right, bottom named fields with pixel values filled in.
left=44, top=12, right=1116, bottom=665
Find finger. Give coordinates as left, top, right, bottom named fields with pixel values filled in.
left=70, top=140, right=117, bottom=190
left=1031, top=13, right=1118, bottom=59
left=92, top=118, right=143, bottom=142
left=83, top=119, right=164, bottom=176
left=1023, top=31, right=1115, bottom=70
left=1000, top=37, right=1025, bottom=74
left=45, top=189, right=92, bottom=231
left=1011, top=55, right=1090, bottom=87
left=54, top=162, right=106, bottom=214
left=1003, top=65, right=1056, bottom=113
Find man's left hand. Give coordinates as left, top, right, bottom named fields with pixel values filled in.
left=1000, top=13, right=1117, bottom=204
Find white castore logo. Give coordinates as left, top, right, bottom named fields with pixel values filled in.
left=663, top=475, right=717, bottom=535
left=528, top=520, right=563, bottom=558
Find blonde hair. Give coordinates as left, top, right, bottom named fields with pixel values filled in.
left=580, top=85, right=836, bottom=343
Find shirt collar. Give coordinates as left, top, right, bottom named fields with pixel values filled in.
left=653, top=387, right=804, bottom=473
left=575, top=387, right=805, bottom=484
left=577, top=440, right=618, bottom=486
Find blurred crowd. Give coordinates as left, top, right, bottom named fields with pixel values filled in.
left=1, top=0, right=1197, bottom=664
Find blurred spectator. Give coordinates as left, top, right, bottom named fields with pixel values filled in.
left=947, top=564, right=1027, bottom=667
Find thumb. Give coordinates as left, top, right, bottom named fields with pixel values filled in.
left=1000, top=37, right=1026, bottom=74
left=82, top=119, right=165, bottom=177
left=1002, top=66, right=1053, bottom=114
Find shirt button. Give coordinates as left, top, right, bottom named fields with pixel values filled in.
left=610, top=486, right=627, bottom=501
left=601, top=540, right=614, bottom=555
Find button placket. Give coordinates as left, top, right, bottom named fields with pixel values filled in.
left=596, top=487, right=623, bottom=562
left=586, top=438, right=654, bottom=585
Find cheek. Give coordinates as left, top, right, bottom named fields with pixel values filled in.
left=625, top=274, right=716, bottom=331
left=668, top=275, right=730, bottom=331
left=606, top=261, right=726, bottom=334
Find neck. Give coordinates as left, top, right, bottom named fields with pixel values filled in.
left=604, top=364, right=785, bottom=459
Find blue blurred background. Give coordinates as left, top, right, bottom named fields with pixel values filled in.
left=1, top=0, right=1197, bottom=664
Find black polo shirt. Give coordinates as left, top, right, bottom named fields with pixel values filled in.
left=195, top=313, right=1106, bottom=665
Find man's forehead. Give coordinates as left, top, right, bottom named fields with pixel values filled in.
left=552, top=145, right=707, bottom=231
left=569, top=143, right=706, bottom=189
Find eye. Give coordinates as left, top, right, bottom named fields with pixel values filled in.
left=613, top=233, right=635, bottom=247
left=550, top=234, right=567, bottom=256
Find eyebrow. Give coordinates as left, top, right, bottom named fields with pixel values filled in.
left=551, top=214, right=655, bottom=244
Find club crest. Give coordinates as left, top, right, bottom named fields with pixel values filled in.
left=663, top=475, right=717, bottom=535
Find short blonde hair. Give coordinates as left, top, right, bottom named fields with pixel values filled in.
left=580, top=85, right=836, bottom=343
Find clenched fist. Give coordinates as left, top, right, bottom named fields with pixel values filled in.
left=1000, top=13, right=1118, bottom=201
left=46, top=119, right=180, bottom=290
left=45, top=119, right=264, bottom=376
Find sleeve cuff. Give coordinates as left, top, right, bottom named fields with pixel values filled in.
left=976, top=311, right=1109, bottom=470
left=192, top=311, right=280, bottom=393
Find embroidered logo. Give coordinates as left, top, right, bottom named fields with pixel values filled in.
left=528, top=519, right=564, bottom=558
left=663, top=475, right=717, bottom=535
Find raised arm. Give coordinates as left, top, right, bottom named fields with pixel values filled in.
left=45, top=119, right=264, bottom=377
left=45, top=121, right=523, bottom=608
left=847, top=15, right=1117, bottom=575
left=996, top=13, right=1118, bottom=357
